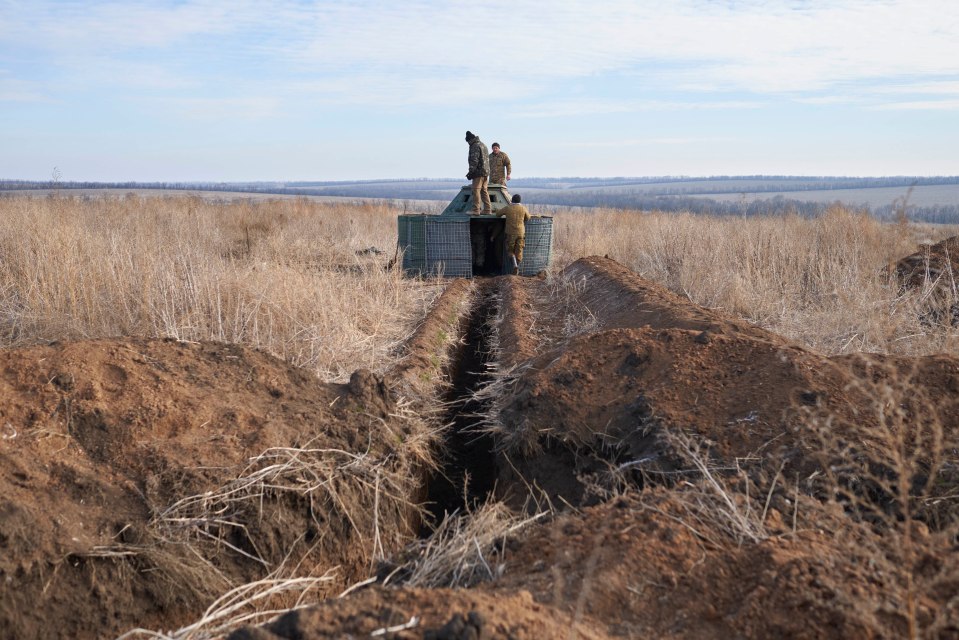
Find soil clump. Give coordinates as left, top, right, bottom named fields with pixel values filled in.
left=889, top=234, right=959, bottom=325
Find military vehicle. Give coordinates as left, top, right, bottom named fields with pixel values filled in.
left=396, top=183, right=553, bottom=277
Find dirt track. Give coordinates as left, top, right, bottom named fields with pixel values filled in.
left=2, top=256, right=959, bottom=639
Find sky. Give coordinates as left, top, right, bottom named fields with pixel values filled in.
left=1, top=0, right=958, bottom=182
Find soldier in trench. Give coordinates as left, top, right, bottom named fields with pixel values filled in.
left=497, top=193, right=531, bottom=275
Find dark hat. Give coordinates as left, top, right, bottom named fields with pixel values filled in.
left=465, top=130, right=474, bottom=142
left=511, top=194, right=521, bottom=203
left=492, top=142, right=500, bottom=148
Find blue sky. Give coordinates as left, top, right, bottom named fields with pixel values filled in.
left=1, top=0, right=958, bottom=181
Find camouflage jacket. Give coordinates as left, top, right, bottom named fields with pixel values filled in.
left=467, top=138, right=490, bottom=179
left=496, top=203, right=530, bottom=238
left=488, top=151, right=511, bottom=184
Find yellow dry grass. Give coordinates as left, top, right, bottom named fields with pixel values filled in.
left=550, top=206, right=959, bottom=356
left=2, top=194, right=956, bottom=371
left=0, top=194, right=440, bottom=381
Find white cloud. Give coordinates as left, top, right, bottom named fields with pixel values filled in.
left=559, top=136, right=737, bottom=148
left=146, top=96, right=281, bottom=120
left=513, top=98, right=763, bottom=118
left=872, top=99, right=959, bottom=110
left=872, top=80, right=959, bottom=95
left=1, top=0, right=958, bottom=105
left=0, top=71, right=48, bottom=102
left=282, top=72, right=536, bottom=108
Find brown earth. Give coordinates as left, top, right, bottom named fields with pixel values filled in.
left=229, top=586, right=609, bottom=640
left=487, top=490, right=959, bottom=639
left=491, top=257, right=959, bottom=511
left=888, top=234, right=959, bottom=324
left=0, top=335, right=455, bottom=639
left=4, top=256, right=959, bottom=639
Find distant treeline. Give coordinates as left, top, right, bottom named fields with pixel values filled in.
left=3, top=177, right=958, bottom=223
left=520, top=191, right=959, bottom=224
left=0, top=180, right=287, bottom=191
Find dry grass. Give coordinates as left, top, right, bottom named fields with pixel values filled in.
left=117, top=571, right=337, bottom=640
left=6, top=193, right=959, bottom=637
left=392, top=503, right=547, bottom=589
left=550, top=206, right=959, bottom=356
left=799, top=355, right=959, bottom=638
left=0, top=194, right=441, bottom=381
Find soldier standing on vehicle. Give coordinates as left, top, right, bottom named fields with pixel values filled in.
left=465, top=131, right=491, bottom=214
left=497, top=193, right=531, bottom=275
left=488, top=142, right=511, bottom=185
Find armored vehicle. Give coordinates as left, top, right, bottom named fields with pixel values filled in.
left=397, top=183, right=553, bottom=277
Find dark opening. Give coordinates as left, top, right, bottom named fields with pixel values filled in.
left=469, top=218, right=506, bottom=276
left=423, top=282, right=499, bottom=529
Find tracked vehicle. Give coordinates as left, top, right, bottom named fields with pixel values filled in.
left=397, top=183, right=553, bottom=277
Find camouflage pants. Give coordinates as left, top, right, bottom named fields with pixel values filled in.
left=471, top=176, right=491, bottom=213
left=508, top=235, right=525, bottom=263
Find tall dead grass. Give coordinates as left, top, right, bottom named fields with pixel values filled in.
left=550, top=206, right=959, bottom=356
left=0, top=194, right=440, bottom=380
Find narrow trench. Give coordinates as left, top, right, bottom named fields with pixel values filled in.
left=423, top=282, right=499, bottom=530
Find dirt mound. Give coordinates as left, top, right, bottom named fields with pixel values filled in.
left=489, top=490, right=958, bottom=639
left=7, top=256, right=959, bottom=639
left=228, top=585, right=609, bottom=640
left=489, top=257, right=959, bottom=511
left=889, top=235, right=959, bottom=324
left=0, top=338, right=431, bottom=639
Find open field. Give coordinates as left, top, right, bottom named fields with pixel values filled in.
left=1, top=195, right=959, bottom=638
left=0, top=188, right=443, bottom=212
left=6, top=176, right=959, bottom=219
left=689, top=183, right=959, bottom=208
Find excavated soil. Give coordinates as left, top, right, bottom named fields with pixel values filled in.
left=4, top=257, right=959, bottom=639
left=0, top=284, right=480, bottom=640
left=889, top=234, right=959, bottom=324
left=490, top=257, right=959, bottom=512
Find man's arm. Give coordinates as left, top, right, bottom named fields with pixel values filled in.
left=504, top=153, right=512, bottom=180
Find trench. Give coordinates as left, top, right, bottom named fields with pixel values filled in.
left=423, top=281, right=500, bottom=529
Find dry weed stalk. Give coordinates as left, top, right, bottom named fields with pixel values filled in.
left=151, top=438, right=427, bottom=568
left=395, top=502, right=547, bottom=589
left=801, top=355, right=959, bottom=639
left=664, top=433, right=771, bottom=547
left=117, top=570, right=337, bottom=640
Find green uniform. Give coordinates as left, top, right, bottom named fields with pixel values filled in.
left=467, top=138, right=489, bottom=179
left=489, top=150, right=511, bottom=184
left=467, top=137, right=491, bottom=213
left=497, top=203, right=530, bottom=265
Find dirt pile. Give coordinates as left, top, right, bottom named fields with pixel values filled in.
left=228, top=586, right=608, bottom=640
left=0, top=337, right=442, bottom=639
left=6, top=255, right=959, bottom=639
left=889, top=235, right=959, bottom=325
left=488, top=490, right=959, bottom=639
left=487, top=257, right=959, bottom=511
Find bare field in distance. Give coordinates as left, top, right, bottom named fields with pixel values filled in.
left=688, top=183, right=959, bottom=208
